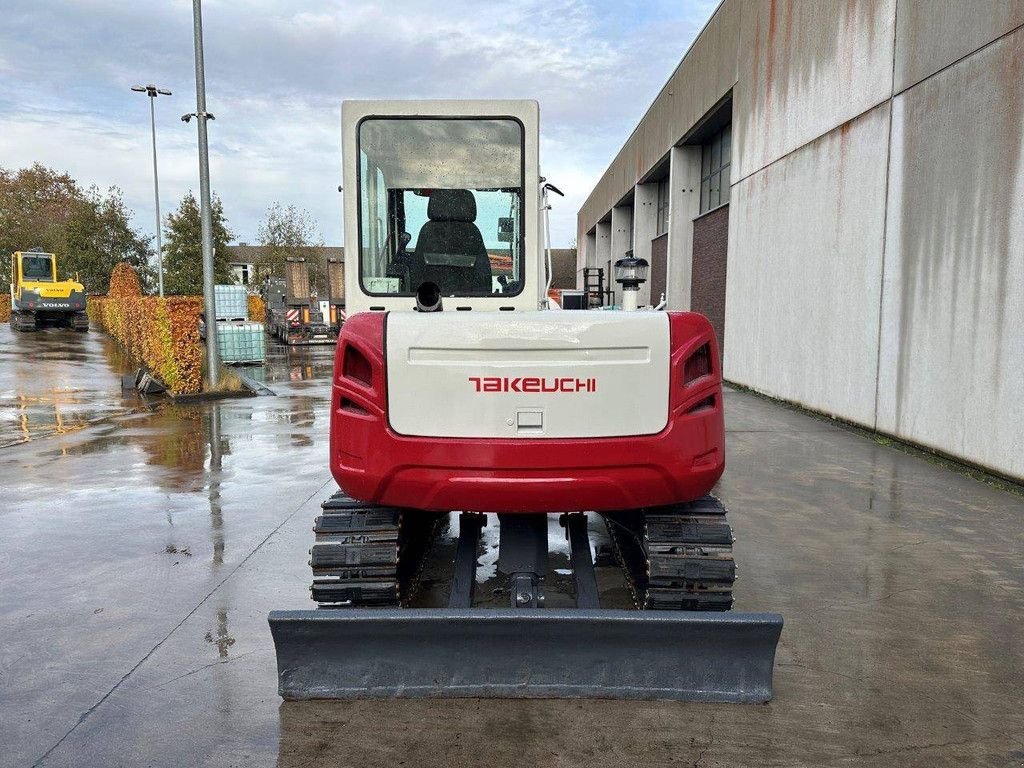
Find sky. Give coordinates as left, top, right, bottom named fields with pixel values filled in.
left=0, top=0, right=717, bottom=249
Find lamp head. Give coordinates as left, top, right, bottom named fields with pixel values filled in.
left=614, top=251, right=649, bottom=289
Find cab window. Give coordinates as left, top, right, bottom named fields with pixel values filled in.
left=22, top=255, right=55, bottom=281
left=357, top=118, right=523, bottom=297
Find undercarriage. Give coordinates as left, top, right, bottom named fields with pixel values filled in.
left=10, top=309, right=89, bottom=332
left=268, top=490, right=782, bottom=702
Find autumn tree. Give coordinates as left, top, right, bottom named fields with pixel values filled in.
left=162, top=191, right=234, bottom=295
left=0, top=163, right=153, bottom=293
left=62, top=186, right=153, bottom=292
left=255, top=202, right=324, bottom=289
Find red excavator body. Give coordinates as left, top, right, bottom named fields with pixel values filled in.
left=329, top=310, right=724, bottom=513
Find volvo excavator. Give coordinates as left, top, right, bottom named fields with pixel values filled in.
left=269, top=100, right=782, bottom=702
left=9, top=250, right=89, bottom=332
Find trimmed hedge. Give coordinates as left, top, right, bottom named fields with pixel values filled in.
left=247, top=293, right=265, bottom=322
left=0, top=294, right=10, bottom=323
left=89, top=264, right=203, bottom=395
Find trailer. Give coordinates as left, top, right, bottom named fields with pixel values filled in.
left=325, top=257, right=346, bottom=336
left=263, top=258, right=336, bottom=346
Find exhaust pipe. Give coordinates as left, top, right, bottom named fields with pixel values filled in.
left=415, top=282, right=443, bottom=313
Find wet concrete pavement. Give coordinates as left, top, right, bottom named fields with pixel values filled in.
left=1, top=323, right=1023, bottom=767
left=0, top=326, right=144, bottom=448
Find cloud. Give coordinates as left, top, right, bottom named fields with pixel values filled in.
left=0, top=0, right=715, bottom=247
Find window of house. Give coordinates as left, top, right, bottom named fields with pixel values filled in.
left=700, top=123, right=731, bottom=213
left=656, top=177, right=670, bottom=235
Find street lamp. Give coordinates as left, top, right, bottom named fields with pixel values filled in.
left=131, top=84, right=172, bottom=297
left=188, top=0, right=221, bottom=386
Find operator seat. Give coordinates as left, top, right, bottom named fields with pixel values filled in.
left=410, top=189, right=492, bottom=294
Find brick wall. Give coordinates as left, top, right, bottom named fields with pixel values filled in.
left=650, top=233, right=668, bottom=306
left=690, top=204, right=729, bottom=357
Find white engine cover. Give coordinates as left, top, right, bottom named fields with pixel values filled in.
left=386, top=312, right=670, bottom=439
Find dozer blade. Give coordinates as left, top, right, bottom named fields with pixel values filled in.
left=268, top=608, right=783, bottom=703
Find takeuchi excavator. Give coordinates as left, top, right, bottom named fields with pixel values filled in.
left=9, top=250, right=89, bottom=332
left=269, top=100, right=782, bottom=703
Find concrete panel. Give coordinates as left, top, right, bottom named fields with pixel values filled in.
left=610, top=206, right=632, bottom=261
left=595, top=221, right=612, bottom=301
left=733, top=0, right=896, bottom=181
left=876, top=27, right=1024, bottom=479
left=609, top=206, right=633, bottom=306
left=894, top=0, right=1024, bottom=92
left=665, top=145, right=702, bottom=311
left=578, top=0, right=740, bottom=234
left=633, top=183, right=658, bottom=307
left=579, top=232, right=597, bottom=289
left=724, top=103, right=890, bottom=426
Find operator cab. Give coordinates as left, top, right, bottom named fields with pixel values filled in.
left=342, top=100, right=543, bottom=314
left=16, top=252, right=56, bottom=282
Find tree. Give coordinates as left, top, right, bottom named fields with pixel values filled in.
left=61, top=186, right=153, bottom=292
left=162, top=191, right=234, bottom=295
left=255, top=202, right=324, bottom=289
left=0, top=163, right=153, bottom=293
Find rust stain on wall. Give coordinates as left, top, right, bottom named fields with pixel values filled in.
left=835, top=118, right=854, bottom=220
left=893, top=29, right=1023, bottom=431
left=781, top=0, right=794, bottom=85
left=766, top=0, right=778, bottom=104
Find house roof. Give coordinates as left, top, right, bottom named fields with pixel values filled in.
left=225, top=244, right=344, bottom=264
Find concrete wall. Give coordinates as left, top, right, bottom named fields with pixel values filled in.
left=595, top=221, right=611, bottom=299
left=725, top=104, right=890, bottom=426
left=665, top=145, right=702, bottom=310
left=609, top=205, right=633, bottom=306
left=578, top=0, right=1024, bottom=479
left=579, top=232, right=597, bottom=287
left=733, top=0, right=896, bottom=181
left=876, top=24, right=1024, bottom=478
left=632, top=184, right=658, bottom=307
left=893, top=0, right=1024, bottom=91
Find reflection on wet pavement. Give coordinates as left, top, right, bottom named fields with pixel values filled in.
left=0, top=332, right=338, bottom=768
left=1, top=329, right=1023, bottom=768
left=0, top=325, right=143, bottom=446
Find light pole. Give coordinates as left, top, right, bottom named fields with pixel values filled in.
left=131, top=84, right=171, bottom=297
left=184, top=0, right=220, bottom=386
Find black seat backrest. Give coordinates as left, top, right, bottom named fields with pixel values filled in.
left=410, top=190, right=492, bottom=294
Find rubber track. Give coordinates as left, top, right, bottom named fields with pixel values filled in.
left=603, top=495, right=736, bottom=611
left=10, top=312, right=37, bottom=332
left=309, top=491, right=440, bottom=608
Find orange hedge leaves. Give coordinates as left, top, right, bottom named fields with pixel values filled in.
left=89, top=265, right=203, bottom=395
left=108, top=262, right=143, bottom=299
left=0, top=294, right=10, bottom=323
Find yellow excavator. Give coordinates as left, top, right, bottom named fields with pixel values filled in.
left=9, top=250, right=89, bottom=332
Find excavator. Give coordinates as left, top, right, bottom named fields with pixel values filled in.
left=9, top=250, right=89, bottom=332
left=269, top=100, right=782, bottom=702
